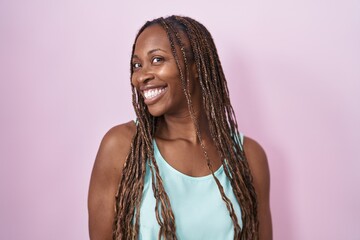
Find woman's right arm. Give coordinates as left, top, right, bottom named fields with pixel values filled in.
left=88, top=122, right=136, bottom=240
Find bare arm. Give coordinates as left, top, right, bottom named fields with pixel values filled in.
left=243, top=136, right=273, bottom=240
left=88, top=122, right=136, bottom=240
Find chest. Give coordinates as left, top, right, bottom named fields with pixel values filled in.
left=138, top=158, right=242, bottom=240
left=155, top=138, right=222, bottom=177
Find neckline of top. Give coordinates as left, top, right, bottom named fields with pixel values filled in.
left=152, top=138, right=224, bottom=181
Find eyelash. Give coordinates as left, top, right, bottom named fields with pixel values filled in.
left=133, top=62, right=141, bottom=69
left=152, top=56, right=163, bottom=63
left=132, top=57, right=164, bottom=70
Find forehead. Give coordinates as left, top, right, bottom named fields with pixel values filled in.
left=134, top=24, right=170, bottom=54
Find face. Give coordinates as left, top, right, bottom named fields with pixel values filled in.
left=131, top=24, right=198, bottom=117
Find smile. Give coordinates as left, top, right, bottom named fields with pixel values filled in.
left=143, top=87, right=167, bottom=100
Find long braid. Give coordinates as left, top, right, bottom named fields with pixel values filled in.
left=113, top=20, right=177, bottom=240
left=174, top=16, right=245, bottom=238
left=163, top=17, right=242, bottom=238
left=113, top=16, right=258, bottom=240
left=193, top=17, right=258, bottom=238
left=175, top=17, right=259, bottom=238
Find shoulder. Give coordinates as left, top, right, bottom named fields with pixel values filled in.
left=242, top=136, right=270, bottom=198
left=90, top=120, right=137, bottom=193
left=242, top=136, right=273, bottom=238
left=88, top=121, right=136, bottom=239
left=102, top=120, right=137, bottom=147
left=242, top=136, right=268, bottom=171
left=91, top=120, right=137, bottom=186
left=95, top=120, right=137, bottom=173
left=100, top=121, right=137, bottom=154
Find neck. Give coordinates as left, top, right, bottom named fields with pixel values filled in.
left=156, top=110, right=211, bottom=144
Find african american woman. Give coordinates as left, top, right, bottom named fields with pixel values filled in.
left=88, top=15, right=272, bottom=240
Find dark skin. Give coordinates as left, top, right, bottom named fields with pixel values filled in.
left=88, top=24, right=272, bottom=239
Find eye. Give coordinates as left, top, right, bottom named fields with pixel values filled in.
left=132, top=62, right=141, bottom=69
left=152, top=57, right=164, bottom=64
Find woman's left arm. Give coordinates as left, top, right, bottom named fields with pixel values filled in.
left=243, top=136, right=273, bottom=240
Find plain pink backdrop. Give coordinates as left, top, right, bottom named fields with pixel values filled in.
left=1, top=0, right=359, bottom=239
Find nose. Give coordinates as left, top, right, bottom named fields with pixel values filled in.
left=136, top=67, right=155, bottom=84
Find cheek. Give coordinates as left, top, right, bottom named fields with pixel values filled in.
left=159, top=61, right=180, bottom=77
left=159, top=66, right=182, bottom=86
left=131, top=74, right=138, bottom=87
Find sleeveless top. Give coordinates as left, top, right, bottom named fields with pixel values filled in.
left=138, top=134, right=244, bottom=240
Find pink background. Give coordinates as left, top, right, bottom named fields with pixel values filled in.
left=1, top=0, right=359, bottom=239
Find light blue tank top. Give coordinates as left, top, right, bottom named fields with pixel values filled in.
left=138, top=135, right=243, bottom=239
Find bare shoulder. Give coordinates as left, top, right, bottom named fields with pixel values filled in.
left=100, top=121, right=136, bottom=162
left=102, top=120, right=137, bottom=150
left=88, top=120, right=136, bottom=240
left=242, top=136, right=270, bottom=195
left=243, top=136, right=269, bottom=177
left=243, top=136, right=273, bottom=239
left=93, top=121, right=136, bottom=176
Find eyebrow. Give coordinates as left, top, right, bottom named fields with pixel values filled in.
left=132, top=48, right=167, bottom=59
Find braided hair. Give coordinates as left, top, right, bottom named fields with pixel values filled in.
left=113, top=15, right=259, bottom=240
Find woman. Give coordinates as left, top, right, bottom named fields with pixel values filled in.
left=88, top=16, right=272, bottom=240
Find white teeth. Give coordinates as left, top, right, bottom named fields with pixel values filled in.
left=144, top=87, right=166, bottom=99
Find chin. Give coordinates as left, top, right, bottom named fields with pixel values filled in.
left=147, top=105, right=166, bottom=117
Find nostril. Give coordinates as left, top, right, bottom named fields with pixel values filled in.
left=138, top=72, right=155, bottom=83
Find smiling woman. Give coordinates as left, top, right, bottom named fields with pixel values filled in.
left=88, top=15, right=272, bottom=240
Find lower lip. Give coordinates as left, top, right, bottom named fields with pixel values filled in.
left=143, top=87, right=167, bottom=105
